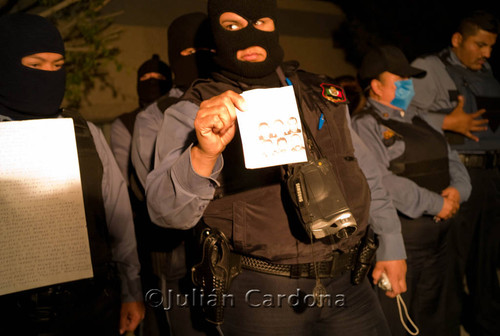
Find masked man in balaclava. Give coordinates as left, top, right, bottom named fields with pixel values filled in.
left=137, top=54, right=173, bottom=108
left=110, top=54, right=172, bottom=184
left=109, top=49, right=173, bottom=336
left=128, top=12, right=216, bottom=336
left=146, top=1, right=407, bottom=334
left=0, top=13, right=144, bottom=335
left=167, top=12, right=215, bottom=98
left=108, top=54, right=174, bottom=336
left=132, top=12, right=215, bottom=187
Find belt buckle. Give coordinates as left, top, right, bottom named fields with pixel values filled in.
left=486, top=151, right=499, bottom=168
left=460, top=153, right=487, bottom=168
left=290, top=264, right=301, bottom=279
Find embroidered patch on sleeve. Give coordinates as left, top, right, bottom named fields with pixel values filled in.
left=320, top=83, right=347, bottom=103
left=382, top=127, right=397, bottom=146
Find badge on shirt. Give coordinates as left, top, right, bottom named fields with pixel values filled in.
left=320, top=83, right=347, bottom=103
left=382, top=127, right=398, bottom=146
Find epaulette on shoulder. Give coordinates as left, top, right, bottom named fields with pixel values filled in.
left=60, top=108, right=86, bottom=125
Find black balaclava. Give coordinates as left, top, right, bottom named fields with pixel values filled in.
left=137, top=54, right=173, bottom=107
left=168, top=12, right=215, bottom=92
left=207, top=0, right=284, bottom=83
left=0, top=13, right=65, bottom=120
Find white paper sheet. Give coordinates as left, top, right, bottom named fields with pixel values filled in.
left=0, top=118, right=93, bottom=296
left=236, top=86, right=307, bottom=169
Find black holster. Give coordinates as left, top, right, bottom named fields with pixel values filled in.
left=351, top=226, right=378, bottom=285
left=191, top=226, right=242, bottom=325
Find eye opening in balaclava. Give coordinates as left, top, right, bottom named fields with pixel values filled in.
left=207, top=0, right=284, bottom=81
left=136, top=54, right=173, bottom=108
left=0, top=13, right=66, bottom=120
left=20, top=53, right=65, bottom=71
left=218, top=12, right=276, bottom=33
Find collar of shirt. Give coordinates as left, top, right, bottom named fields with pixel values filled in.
left=448, top=47, right=467, bottom=69
left=447, top=46, right=492, bottom=72
left=367, top=98, right=410, bottom=121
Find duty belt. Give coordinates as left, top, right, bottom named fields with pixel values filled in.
left=240, top=247, right=358, bottom=279
left=459, top=151, right=500, bottom=169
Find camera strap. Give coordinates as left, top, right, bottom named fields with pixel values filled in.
left=378, top=274, right=419, bottom=335
left=286, top=80, right=322, bottom=163
left=396, top=295, right=419, bottom=335
left=283, top=74, right=334, bottom=307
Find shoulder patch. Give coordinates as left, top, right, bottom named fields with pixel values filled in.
left=382, top=127, right=397, bottom=146
left=320, top=83, right=347, bottom=103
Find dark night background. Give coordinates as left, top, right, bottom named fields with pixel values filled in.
left=327, top=0, right=500, bottom=78
left=3, top=0, right=499, bottom=120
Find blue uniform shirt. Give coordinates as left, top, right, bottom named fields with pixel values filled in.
left=410, top=47, right=500, bottom=152
left=352, top=99, right=471, bottom=218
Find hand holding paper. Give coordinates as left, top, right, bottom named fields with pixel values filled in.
left=192, top=90, right=246, bottom=176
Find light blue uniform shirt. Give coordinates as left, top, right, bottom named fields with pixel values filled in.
left=410, top=47, right=500, bottom=152
left=352, top=99, right=471, bottom=219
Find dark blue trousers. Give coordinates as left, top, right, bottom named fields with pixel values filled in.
left=220, top=270, right=390, bottom=336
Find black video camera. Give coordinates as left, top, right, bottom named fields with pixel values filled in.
left=286, top=158, right=357, bottom=240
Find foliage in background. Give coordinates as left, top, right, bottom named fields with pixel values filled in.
left=0, top=0, right=122, bottom=108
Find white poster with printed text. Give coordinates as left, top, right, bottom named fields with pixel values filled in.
left=0, top=118, right=93, bottom=296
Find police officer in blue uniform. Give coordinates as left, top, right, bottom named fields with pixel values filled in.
left=410, top=11, right=500, bottom=334
left=0, top=13, right=144, bottom=335
left=352, top=45, right=471, bottom=336
left=145, top=1, right=409, bottom=335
